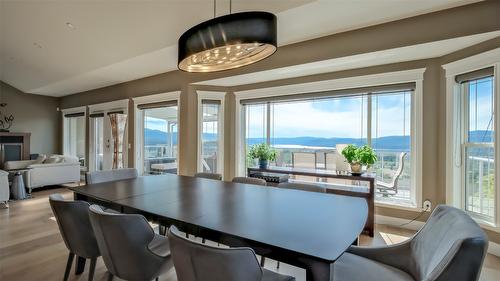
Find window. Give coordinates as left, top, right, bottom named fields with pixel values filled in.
left=242, top=86, right=416, bottom=206
left=63, top=111, right=86, bottom=167
left=199, top=100, right=223, bottom=174
left=461, top=75, right=495, bottom=222
left=91, top=115, right=104, bottom=171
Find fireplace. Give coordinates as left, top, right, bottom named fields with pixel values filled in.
left=0, top=132, right=31, bottom=168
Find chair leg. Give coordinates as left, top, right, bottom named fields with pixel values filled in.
left=185, top=233, right=189, bottom=239
left=63, top=253, right=75, bottom=281
left=88, top=258, right=97, bottom=281
left=201, top=238, right=206, bottom=244
left=75, top=256, right=86, bottom=275
left=260, top=256, right=266, bottom=267
left=107, top=272, right=114, bottom=281
left=276, top=261, right=280, bottom=269
left=155, top=278, right=159, bottom=281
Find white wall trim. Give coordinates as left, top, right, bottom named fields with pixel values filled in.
left=444, top=48, right=500, bottom=229
left=132, top=91, right=181, bottom=175
left=489, top=241, right=500, bottom=257
left=234, top=68, right=426, bottom=208
left=88, top=99, right=129, bottom=113
left=196, top=91, right=226, bottom=177
left=61, top=106, right=87, bottom=114
left=132, top=91, right=181, bottom=104
left=442, top=48, right=500, bottom=77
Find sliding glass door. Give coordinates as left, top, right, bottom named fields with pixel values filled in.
left=63, top=111, right=86, bottom=167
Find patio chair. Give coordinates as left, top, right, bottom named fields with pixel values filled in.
left=292, top=152, right=316, bottom=169
left=376, top=152, right=406, bottom=196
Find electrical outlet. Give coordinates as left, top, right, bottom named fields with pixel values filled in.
left=423, top=199, right=432, bottom=211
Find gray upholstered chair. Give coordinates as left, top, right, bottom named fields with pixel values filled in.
left=232, top=177, right=267, bottom=186
left=85, top=168, right=138, bottom=184
left=278, top=181, right=326, bottom=193
left=194, top=172, right=222, bottom=180
left=168, top=225, right=295, bottom=281
left=333, top=205, right=488, bottom=281
left=88, top=205, right=173, bottom=281
left=49, top=194, right=100, bottom=281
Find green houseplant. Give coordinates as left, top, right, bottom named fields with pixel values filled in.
left=341, top=144, right=377, bottom=175
left=248, top=143, right=278, bottom=169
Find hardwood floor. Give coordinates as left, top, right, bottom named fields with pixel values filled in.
left=1, top=187, right=499, bottom=281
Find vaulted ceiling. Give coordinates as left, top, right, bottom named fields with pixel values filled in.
left=0, top=0, right=483, bottom=97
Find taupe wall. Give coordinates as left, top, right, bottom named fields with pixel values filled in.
left=57, top=2, right=500, bottom=242
left=0, top=81, right=60, bottom=155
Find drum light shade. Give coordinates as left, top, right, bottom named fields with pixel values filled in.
left=178, top=11, right=277, bottom=72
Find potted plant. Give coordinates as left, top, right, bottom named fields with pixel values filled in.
left=248, top=143, right=278, bottom=169
left=341, top=144, right=377, bottom=175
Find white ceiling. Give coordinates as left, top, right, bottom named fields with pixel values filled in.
left=194, top=31, right=500, bottom=87
left=0, top=0, right=483, bottom=97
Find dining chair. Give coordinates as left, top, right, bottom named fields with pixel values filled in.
left=334, top=205, right=488, bottom=281
left=88, top=205, right=173, bottom=281
left=232, top=177, right=267, bottom=186
left=194, top=172, right=222, bottom=180
left=376, top=152, right=406, bottom=197
left=49, top=194, right=100, bottom=281
left=85, top=168, right=138, bottom=184
left=168, top=225, right=295, bottom=281
left=278, top=181, right=326, bottom=193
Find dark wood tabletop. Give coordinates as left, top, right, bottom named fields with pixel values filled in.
left=70, top=173, right=368, bottom=281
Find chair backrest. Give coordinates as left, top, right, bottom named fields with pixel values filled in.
left=278, top=182, right=326, bottom=193
left=388, top=152, right=406, bottom=188
left=292, top=152, right=316, bottom=169
left=410, top=205, right=488, bottom=281
left=49, top=194, right=100, bottom=258
left=86, top=168, right=138, bottom=184
left=168, top=226, right=263, bottom=281
left=194, top=172, right=222, bottom=181
left=88, top=205, right=163, bottom=280
left=232, top=177, right=267, bottom=186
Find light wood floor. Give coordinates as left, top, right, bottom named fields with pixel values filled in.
left=1, top=187, right=499, bottom=281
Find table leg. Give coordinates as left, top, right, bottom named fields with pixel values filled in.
left=75, top=256, right=86, bottom=275
left=305, top=261, right=334, bottom=281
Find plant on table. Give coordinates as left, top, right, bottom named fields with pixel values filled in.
left=248, top=143, right=278, bottom=169
left=341, top=144, right=377, bottom=174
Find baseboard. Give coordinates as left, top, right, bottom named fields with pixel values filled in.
left=375, top=215, right=500, bottom=257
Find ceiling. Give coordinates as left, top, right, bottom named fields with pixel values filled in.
left=0, top=0, right=483, bottom=97
left=194, top=31, right=500, bottom=87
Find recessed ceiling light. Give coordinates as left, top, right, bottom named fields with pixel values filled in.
left=33, top=42, right=42, bottom=49
left=66, top=22, right=75, bottom=30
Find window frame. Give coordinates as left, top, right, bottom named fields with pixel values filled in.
left=444, top=47, right=500, bottom=230
left=234, top=69, right=425, bottom=210
left=62, top=106, right=87, bottom=168
left=196, top=91, right=226, bottom=177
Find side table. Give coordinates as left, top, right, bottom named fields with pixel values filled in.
left=8, top=168, right=31, bottom=200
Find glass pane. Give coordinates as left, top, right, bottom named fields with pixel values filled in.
left=245, top=104, right=267, bottom=167
left=143, top=106, right=178, bottom=175
left=94, top=117, right=104, bottom=171
left=201, top=103, right=220, bottom=173
left=371, top=91, right=412, bottom=205
left=269, top=97, right=368, bottom=169
left=468, top=77, right=494, bottom=143
left=465, top=146, right=495, bottom=220
left=65, top=116, right=86, bottom=166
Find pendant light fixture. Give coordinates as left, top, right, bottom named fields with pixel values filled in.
left=178, top=0, right=277, bottom=72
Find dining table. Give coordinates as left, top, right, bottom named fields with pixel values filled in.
left=70, top=173, right=368, bottom=281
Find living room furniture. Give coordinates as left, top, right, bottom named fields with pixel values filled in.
left=248, top=166, right=375, bottom=237
left=88, top=204, right=173, bottom=281
left=168, top=225, right=295, bottom=281
left=4, top=155, right=81, bottom=192
left=9, top=168, right=30, bottom=200
left=85, top=168, right=138, bottom=185
left=0, top=170, right=9, bottom=207
left=278, top=181, right=327, bottom=193
left=49, top=194, right=101, bottom=281
left=376, top=152, right=407, bottom=196
left=335, top=205, right=487, bottom=281
left=70, top=174, right=368, bottom=281
left=232, top=176, right=267, bottom=186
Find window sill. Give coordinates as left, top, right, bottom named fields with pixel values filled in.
left=375, top=201, right=426, bottom=212
left=471, top=217, right=500, bottom=233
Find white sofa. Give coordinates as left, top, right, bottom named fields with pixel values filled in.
left=4, top=155, right=81, bottom=192
left=0, top=170, right=9, bottom=207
